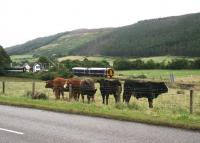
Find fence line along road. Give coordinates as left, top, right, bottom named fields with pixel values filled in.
left=0, top=81, right=199, bottom=114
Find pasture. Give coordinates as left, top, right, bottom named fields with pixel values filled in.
left=10, top=54, right=38, bottom=64
left=57, top=55, right=198, bottom=65
left=0, top=77, right=200, bottom=130
left=116, top=69, right=200, bottom=80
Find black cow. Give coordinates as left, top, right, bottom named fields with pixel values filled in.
left=123, top=80, right=168, bottom=108
left=97, top=79, right=122, bottom=105
left=80, top=78, right=97, bottom=103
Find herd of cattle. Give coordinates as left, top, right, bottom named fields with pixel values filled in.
left=45, top=77, right=168, bottom=108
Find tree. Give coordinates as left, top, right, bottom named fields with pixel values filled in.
left=0, top=45, right=11, bottom=68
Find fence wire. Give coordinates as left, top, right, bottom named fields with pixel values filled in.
left=0, top=81, right=200, bottom=115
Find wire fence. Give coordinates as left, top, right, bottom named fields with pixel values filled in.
left=0, top=81, right=200, bottom=115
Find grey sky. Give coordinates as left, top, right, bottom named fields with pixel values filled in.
left=0, top=0, right=200, bottom=47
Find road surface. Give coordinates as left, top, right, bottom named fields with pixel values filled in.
left=0, top=105, right=199, bottom=143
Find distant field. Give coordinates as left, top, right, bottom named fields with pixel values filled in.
left=58, top=56, right=115, bottom=65
left=58, top=56, right=197, bottom=66
left=10, top=55, right=197, bottom=66
left=116, top=69, right=200, bottom=79
left=11, top=55, right=38, bottom=64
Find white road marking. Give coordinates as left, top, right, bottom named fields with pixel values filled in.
left=0, top=128, right=24, bottom=135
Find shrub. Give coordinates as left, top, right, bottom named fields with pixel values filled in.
left=25, top=91, right=48, bottom=100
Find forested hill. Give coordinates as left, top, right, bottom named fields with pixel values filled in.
left=70, top=12, right=200, bottom=57
left=5, top=29, right=113, bottom=57
left=6, top=12, right=200, bottom=57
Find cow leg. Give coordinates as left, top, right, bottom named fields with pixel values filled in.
left=102, top=95, right=105, bottom=104
left=81, top=94, right=84, bottom=103
left=123, top=93, right=125, bottom=102
left=54, top=88, right=59, bottom=100
left=114, top=94, right=118, bottom=103
left=106, top=95, right=109, bottom=105
left=125, top=94, right=131, bottom=104
left=87, top=95, right=90, bottom=104
left=76, top=92, right=80, bottom=101
left=148, top=98, right=153, bottom=108
left=58, top=88, right=63, bottom=100
left=61, top=89, right=64, bottom=100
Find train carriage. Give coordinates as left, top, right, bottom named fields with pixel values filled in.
left=72, top=67, right=114, bottom=78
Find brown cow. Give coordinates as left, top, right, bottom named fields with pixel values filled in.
left=45, top=77, right=67, bottom=99
left=64, top=78, right=81, bottom=101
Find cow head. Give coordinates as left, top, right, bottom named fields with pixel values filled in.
left=63, top=79, right=70, bottom=89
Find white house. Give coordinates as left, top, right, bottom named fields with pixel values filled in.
left=32, top=63, right=42, bottom=72
left=23, top=63, right=31, bottom=72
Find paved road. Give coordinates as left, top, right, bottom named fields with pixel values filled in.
left=0, top=105, right=200, bottom=143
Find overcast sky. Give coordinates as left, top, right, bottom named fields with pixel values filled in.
left=0, top=0, right=200, bottom=47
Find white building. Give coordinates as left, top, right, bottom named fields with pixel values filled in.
left=23, top=63, right=31, bottom=72
left=32, top=63, right=42, bottom=72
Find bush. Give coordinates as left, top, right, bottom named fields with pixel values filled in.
left=25, top=91, right=48, bottom=100
left=167, top=58, right=191, bottom=69
left=38, top=72, right=59, bottom=80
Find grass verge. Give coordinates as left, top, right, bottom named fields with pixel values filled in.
left=0, top=95, right=200, bottom=131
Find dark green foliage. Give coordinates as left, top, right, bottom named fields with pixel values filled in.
left=113, top=59, right=132, bottom=70
left=71, top=13, right=200, bottom=57
left=5, top=70, right=71, bottom=80
left=167, top=58, right=191, bottom=69
left=191, top=58, right=200, bottom=69
left=61, top=59, right=110, bottom=70
left=0, top=45, right=11, bottom=74
left=4, top=13, right=200, bottom=57
left=0, top=45, right=11, bottom=67
left=37, top=56, right=50, bottom=64
left=113, top=58, right=200, bottom=70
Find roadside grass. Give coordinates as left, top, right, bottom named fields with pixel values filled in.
left=0, top=95, right=200, bottom=130
left=0, top=80, right=200, bottom=130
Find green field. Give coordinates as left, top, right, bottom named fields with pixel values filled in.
left=0, top=77, right=200, bottom=130
left=11, top=55, right=198, bottom=66
left=116, top=69, right=200, bottom=79
left=11, top=54, right=38, bottom=64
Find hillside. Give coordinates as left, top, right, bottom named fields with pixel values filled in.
left=70, top=13, right=200, bottom=57
left=6, top=12, right=200, bottom=57
left=6, top=29, right=113, bottom=57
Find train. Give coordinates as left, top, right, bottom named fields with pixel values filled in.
left=2, top=67, right=26, bottom=73
left=72, top=67, right=114, bottom=78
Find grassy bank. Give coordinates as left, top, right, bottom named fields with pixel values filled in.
left=0, top=94, right=200, bottom=130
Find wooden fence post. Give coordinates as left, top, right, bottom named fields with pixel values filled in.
left=69, top=84, right=72, bottom=101
left=32, top=82, right=35, bottom=97
left=2, top=81, right=5, bottom=94
left=190, top=90, right=193, bottom=114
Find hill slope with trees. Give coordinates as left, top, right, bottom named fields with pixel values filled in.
left=70, top=12, right=200, bottom=57
left=5, top=12, right=200, bottom=57
left=6, top=29, right=113, bottom=57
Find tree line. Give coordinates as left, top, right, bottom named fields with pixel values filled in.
left=113, top=58, right=200, bottom=70
left=0, top=45, right=11, bottom=70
